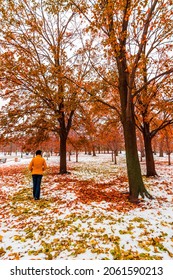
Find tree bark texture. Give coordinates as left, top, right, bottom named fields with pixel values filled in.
left=119, top=74, right=152, bottom=201
left=143, top=122, right=157, bottom=176
left=123, top=115, right=152, bottom=202
left=59, top=132, right=67, bottom=174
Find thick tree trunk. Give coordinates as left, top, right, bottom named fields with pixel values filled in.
left=59, top=133, right=67, bottom=174
left=123, top=119, right=152, bottom=202
left=118, top=69, right=152, bottom=202
left=143, top=122, right=157, bottom=176
left=58, top=101, right=74, bottom=174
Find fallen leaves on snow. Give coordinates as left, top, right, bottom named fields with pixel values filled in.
left=0, top=157, right=173, bottom=260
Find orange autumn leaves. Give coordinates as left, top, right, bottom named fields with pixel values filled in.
left=0, top=164, right=138, bottom=213
left=0, top=159, right=173, bottom=260
left=43, top=165, right=139, bottom=212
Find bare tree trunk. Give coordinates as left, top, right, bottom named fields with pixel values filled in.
left=118, top=65, right=152, bottom=202
left=76, top=150, right=79, bottom=162
left=92, top=145, right=96, bottom=156
left=114, top=150, right=117, bottom=164
left=59, top=133, right=67, bottom=174
left=168, top=153, right=171, bottom=165
left=112, top=150, right=114, bottom=162
left=68, top=152, right=71, bottom=161
left=159, top=147, right=164, bottom=157
left=123, top=117, right=152, bottom=202
left=143, top=122, right=157, bottom=176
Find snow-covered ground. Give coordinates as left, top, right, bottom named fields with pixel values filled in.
left=0, top=152, right=172, bottom=260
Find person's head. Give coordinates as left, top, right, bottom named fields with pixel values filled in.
left=36, top=150, right=42, bottom=156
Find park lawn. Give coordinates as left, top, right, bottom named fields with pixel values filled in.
left=0, top=153, right=173, bottom=260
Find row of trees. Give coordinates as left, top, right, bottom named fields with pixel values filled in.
left=0, top=0, right=173, bottom=202
left=1, top=125, right=172, bottom=163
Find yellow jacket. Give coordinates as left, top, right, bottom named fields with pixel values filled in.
left=29, top=155, right=47, bottom=175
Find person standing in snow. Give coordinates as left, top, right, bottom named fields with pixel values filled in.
left=29, top=150, right=47, bottom=200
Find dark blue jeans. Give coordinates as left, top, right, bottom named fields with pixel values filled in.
left=32, top=175, right=43, bottom=200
